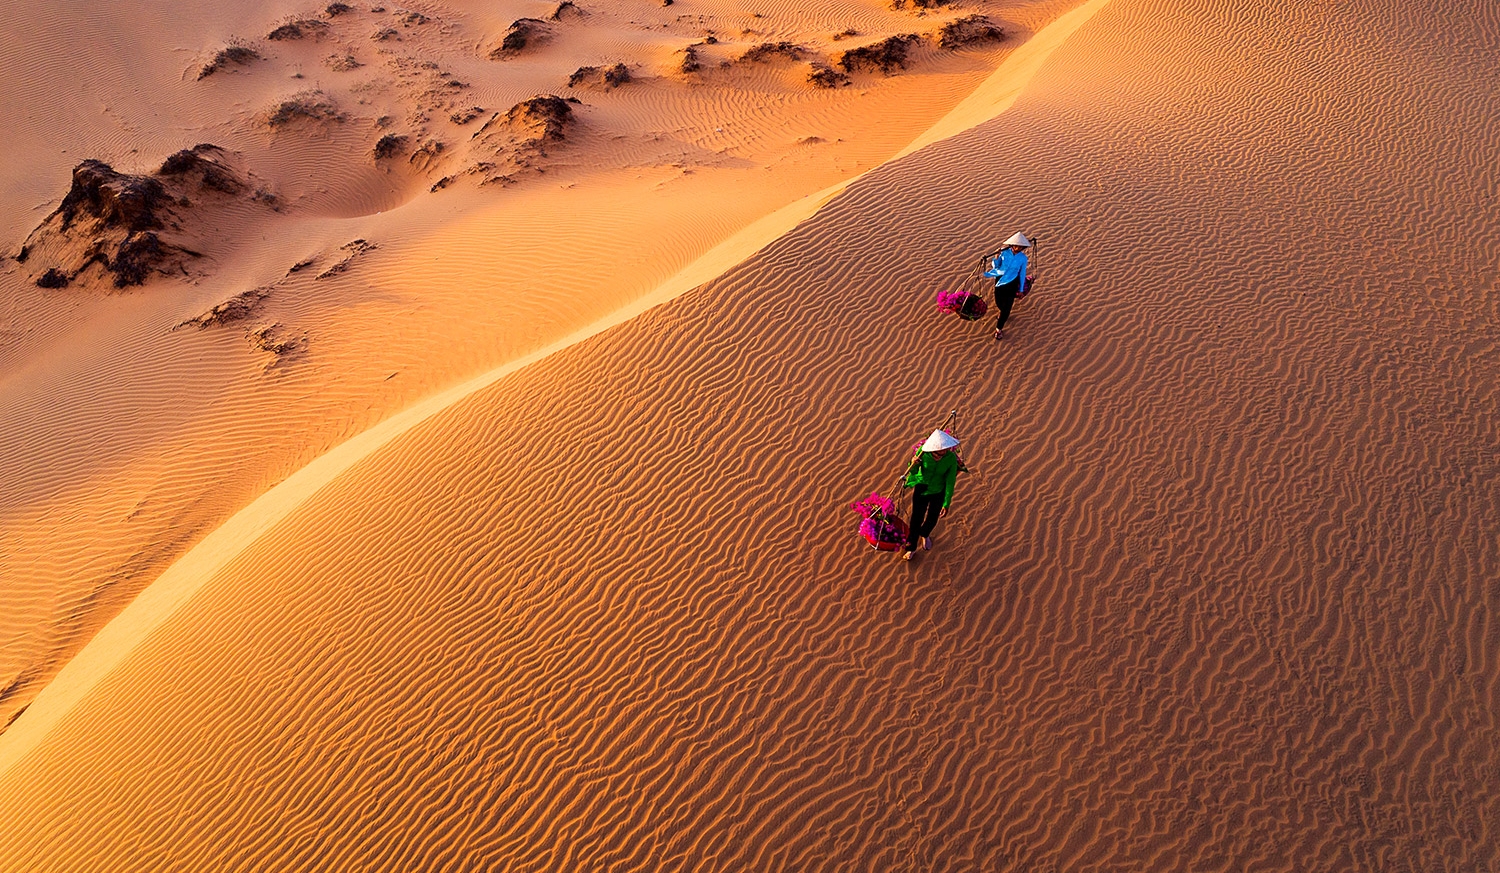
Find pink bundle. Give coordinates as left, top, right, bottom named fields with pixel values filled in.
left=848, top=491, right=897, bottom=519
left=935, top=289, right=988, bottom=320
left=850, top=491, right=908, bottom=550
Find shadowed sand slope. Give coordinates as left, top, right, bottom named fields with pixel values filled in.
left=2, top=0, right=1498, bottom=870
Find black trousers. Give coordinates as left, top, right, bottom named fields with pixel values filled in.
left=993, top=277, right=1021, bottom=331
left=905, top=489, right=944, bottom=550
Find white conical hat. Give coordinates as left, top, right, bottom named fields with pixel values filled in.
left=921, top=429, right=960, bottom=452
left=1003, top=232, right=1031, bottom=248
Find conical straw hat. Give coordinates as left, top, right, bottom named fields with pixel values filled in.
left=921, top=429, right=960, bottom=452
left=1003, top=232, right=1031, bottom=248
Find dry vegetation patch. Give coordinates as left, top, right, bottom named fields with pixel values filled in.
left=938, top=15, right=1004, bottom=49
left=266, top=91, right=346, bottom=127
left=567, top=63, right=631, bottom=88
left=198, top=43, right=261, bottom=80
left=837, top=34, right=920, bottom=74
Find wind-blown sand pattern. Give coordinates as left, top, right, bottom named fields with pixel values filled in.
left=0, top=0, right=1061, bottom=732
left=2, top=0, right=1499, bottom=871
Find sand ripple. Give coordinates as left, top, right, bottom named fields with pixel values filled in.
left=2, top=0, right=1498, bottom=869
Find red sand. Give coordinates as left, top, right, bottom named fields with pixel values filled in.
left=1, top=0, right=1497, bottom=869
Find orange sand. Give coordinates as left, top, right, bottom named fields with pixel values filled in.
left=2, top=0, right=1498, bottom=869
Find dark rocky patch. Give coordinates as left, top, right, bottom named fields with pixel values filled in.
left=399, top=10, right=428, bottom=25
left=21, top=148, right=264, bottom=289
left=266, top=91, right=345, bottom=127
left=326, top=53, right=362, bottom=71
left=176, top=286, right=272, bottom=330
left=680, top=43, right=704, bottom=74
left=491, top=18, right=551, bottom=57
left=807, top=64, right=850, bottom=88
left=567, top=63, right=631, bottom=88
left=373, top=133, right=408, bottom=159
left=463, top=96, right=573, bottom=181
left=157, top=144, right=244, bottom=194
left=892, top=0, right=951, bottom=7
left=36, top=269, right=69, bottom=289
left=449, top=106, right=485, bottom=124
left=113, top=232, right=195, bottom=287
left=831, top=28, right=859, bottom=41
left=52, top=160, right=170, bottom=235
left=268, top=19, right=329, bottom=40
left=837, top=34, right=920, bottom=74
left=499, top=95, right=572, bottom=143
left=326, top=2, right=354, bottom=16
left=198, top=44, right=261, bottom=80
left=938, top=14, right=1004, bottom=48
left=739, top=41, right=804, bottom=63
left=249, top=323, right=305, bottom=360
left=372, top=26, right=399, bottom=40
left=316, top=238, right=377, bottom=279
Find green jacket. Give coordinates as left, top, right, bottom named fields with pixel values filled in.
left=904, top=450, right=960, bottom=507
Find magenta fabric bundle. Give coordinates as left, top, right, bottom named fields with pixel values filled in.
left=935, top=289, right=988, bottom=319
left=849, top=491, right=907, bottom=550
left=848, top=491, right=897, bottom=519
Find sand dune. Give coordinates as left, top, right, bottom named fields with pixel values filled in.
left=0, top=0, right=1062, bottom=731
left=3, top=0, right=1499, bottom=869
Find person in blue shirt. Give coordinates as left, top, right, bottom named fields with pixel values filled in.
left=982, top=232, right=1030, bottom=340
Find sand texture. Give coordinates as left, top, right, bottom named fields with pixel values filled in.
left=2, top=0, right=1499, bottom=870
left=0, top=0, right=1063, bottom=733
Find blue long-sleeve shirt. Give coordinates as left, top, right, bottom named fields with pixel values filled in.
left=984, top=250, right=1028, bottom=292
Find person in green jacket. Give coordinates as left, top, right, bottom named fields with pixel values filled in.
left=900, top=429, right=961, bottom=561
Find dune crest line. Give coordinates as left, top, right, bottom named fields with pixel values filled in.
left=0, top=0, right=1114, bottom=778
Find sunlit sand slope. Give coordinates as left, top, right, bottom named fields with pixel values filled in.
left=2, top=0, right=1497, bottom=870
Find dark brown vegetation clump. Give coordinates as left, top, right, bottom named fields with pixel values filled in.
left=892, top=0, right=950, bottom=8
left=567, top=63, right=630, bottom=88
left=938, top=15, right=1004, bottom=49
left=176, top=286, right=272, bottom=330
left=325, top=2, right=354, bottom=16
left=249, top=323, right=305, bottom=360
left=807, top=64, right=850, bottom=88
left=837, top=34, right=920, bottom=74
left=21, top=162, right=176, bottom=288
left=325, top=53, right=362, bottom=71
left=373, top=133, right=408, bottom=159
left=500, top=95, right=572, bottom=143
left=158, top=144, right=244, bottom=194
left=680, top=43, right=704, bottom=74
left=460, top=95, right=574, bottom=183
left=316, top=238, right=378, bottom=279
left=52, top=160, right=171, bottom=235
left=266, top=91, right=345, bottom=127
left=268, top=18, right=329, bottom=40
left=739, top=41, right=804, bottom=63
left=449, top=106, right=484, bottom=124
left=198, top=44, right=261, bottom=80
left=491, top=19, right=550, bottom=57
left=400, top=10, right=428, bottom=25
left=18, top=146, right=264, bottom=289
